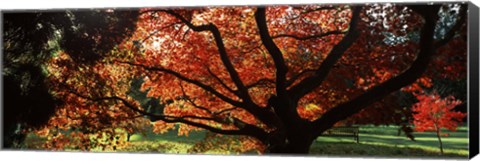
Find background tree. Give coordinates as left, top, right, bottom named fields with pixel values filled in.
left=412, top=93, right=466, bottom=155
left=2, top=9, right=139, bottom=148
left=30, top=3, right=468, bottom=154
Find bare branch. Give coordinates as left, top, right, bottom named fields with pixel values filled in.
left=272, top=30, right=347, bottom=40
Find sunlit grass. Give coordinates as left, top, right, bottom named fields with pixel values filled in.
left=314, top=125, right=469, bottom=158
left=22, top=125, right=469, bottom=158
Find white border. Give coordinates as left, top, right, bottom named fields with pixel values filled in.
left=0, top=0, right=478, bottom=161
left=0, top=0, right=471, bottom=9
left=0, top=150, right=462, bottom=161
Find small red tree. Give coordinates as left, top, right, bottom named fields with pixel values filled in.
left=412, top=93, right=466, bottom=155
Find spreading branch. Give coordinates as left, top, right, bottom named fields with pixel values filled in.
left=311, top=6, right=441, bottom=136
left=288, top=6, right=362, bottom=101
left=116, top=60, right=243, bottom=107
left=68, top=88, right=268, bottom=139
left=178, top=82, right=251, bottom=129
left=161, top=10, right=252, bottom=103
left=117, top=60, right=278, bottom=127
left=160, top=9, right=283, bottom=128
left=255, top=7, right=289, bottom=97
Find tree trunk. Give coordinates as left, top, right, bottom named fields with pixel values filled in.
left=264, top=96, right=318, bottom=154
left=285, top=138, right=314, bottom=154
left=264, top=130, right=316, bottom=154
left=436, top=129, right=444, bottom=155
left=127, top=133, right=132, bottom=142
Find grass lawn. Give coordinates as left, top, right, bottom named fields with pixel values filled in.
left=311, top=125, right=468, bottom=159
left=22, top=125, right=469, bottom=158
left=117, top=129, right=208, bottom=154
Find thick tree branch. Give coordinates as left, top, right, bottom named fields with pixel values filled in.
left=161, top=10, right=284, bottom=128
left=68, top=89, right=268, bottom=138
left=255, top=7, right=289, bottom=97
left=117, top=60, right=278, bottom=127
left=287, top=6, right=361, bottom=102
left=164, top=117, right=269, bottom=139
left=310, top=6, right=440, bottom=137
left=178, top=82, right=259, bottom=131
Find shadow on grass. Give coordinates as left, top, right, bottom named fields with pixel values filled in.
left=129, top=128, right=206, bottom=144
left=21, top=124, right=469, bottom=157
left=314, top=125, right=469, bottom=158
left=309, top=142, right=467, bottom=159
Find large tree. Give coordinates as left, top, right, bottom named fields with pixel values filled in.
left=36, top=3, right=467, bottom=154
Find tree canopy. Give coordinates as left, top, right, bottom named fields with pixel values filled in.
left=3, top=3, right=467, bottom=154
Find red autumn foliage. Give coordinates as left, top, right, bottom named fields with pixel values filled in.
left=34, top=4, right=467, bottom=154
left=411, top=92, right=466, bottom=154
left=412, top=93, right=465, bottom=132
